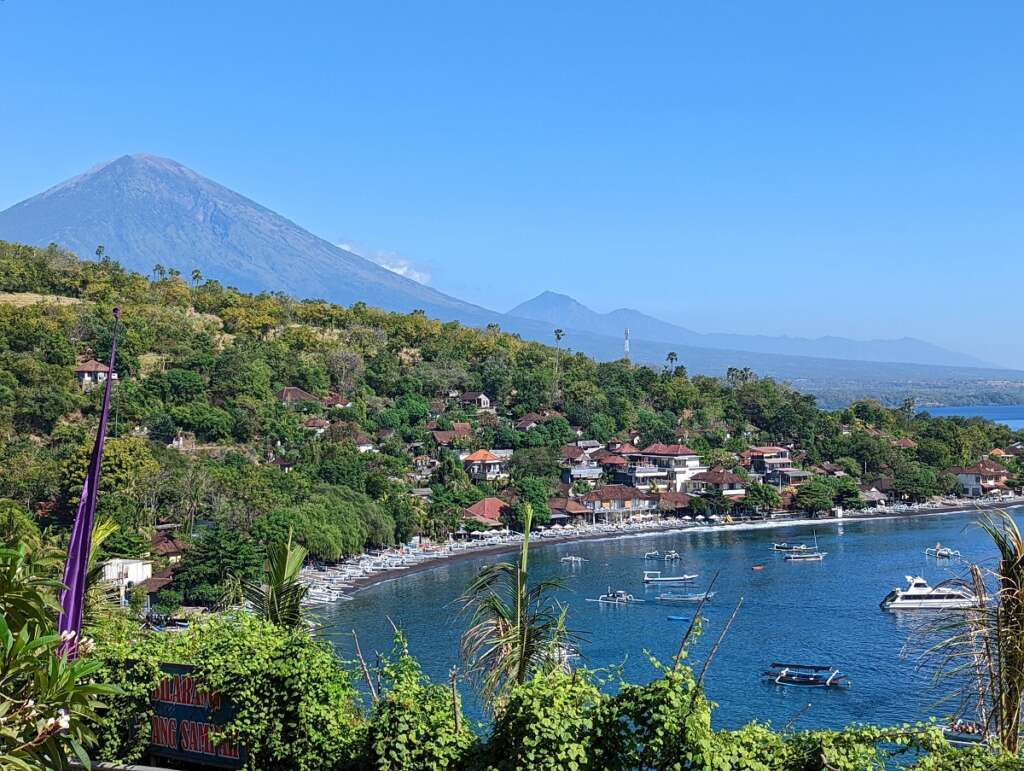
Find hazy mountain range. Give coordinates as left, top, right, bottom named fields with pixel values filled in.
left=508, top=291, right=992, bottom=368
left=0, top=153, right=1020, bottom=406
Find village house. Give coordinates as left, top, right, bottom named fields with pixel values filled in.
left=559, top=445, right=603, bottom=486
left=949, top=461, right=1010, bottom=498
left=766, top=467, right=812, bottom=487
left=354, top=433, right=376, bottom=453
left=690, top=467, right=746, bottom=497
left=102, top=558, right=152, bottom=606
left=892, top=437, right=918, bottom=450
left=463, top=449, right=511, bottom=483
left=74, top=359, right=118, bottom=389
left=744, top=446, right=792, bottom=477
left=581, top=484, right=658, bottom=522
left=615, top=443, right=706, bottom=492
left=276, top=386, right=318, bottom=404
left=515, top=412, right=543, bottom=431
left=136, top=567, right=175, bottom=609
left=459, top=391, right=492, bottom=411
left=463, top=497, right=510, bottom=529
left=657, top=490, right=693, bottom=517
left=302, top=417, right=330, bottom=436
left=321, top=391, right=353, bottom=409
left=270, top=456, right=297, bottom=473
left=412, top=455, right=439, bottom=480
left=860, top=486, right=889, bottom=507
left=547, top=496, right=591, bottom=524
left=151, top=532, right=186, bottom=564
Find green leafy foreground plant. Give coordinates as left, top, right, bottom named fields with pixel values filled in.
left=0, top=541, right=118, bottom=771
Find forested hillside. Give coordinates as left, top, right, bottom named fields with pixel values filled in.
left=1, top=239, right=1020, bottom=611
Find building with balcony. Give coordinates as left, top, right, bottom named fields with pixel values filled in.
left=463, top=449, right=510, bottom=483
left=580, top=484, right=657, bottom=522
left=615, top=443, right=706, bottom=492
left=690, top=467, right=746, bottom=497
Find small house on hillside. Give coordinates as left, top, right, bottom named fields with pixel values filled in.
left=277, top=386, right=318, bottom=404
left=463, top=450, right=510, bottom=483
left=75, top=359, right=118, bottom=390
left=459, top=391, right=492, bottom=410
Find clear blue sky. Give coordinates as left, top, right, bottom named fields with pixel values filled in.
left=2, top=1, right=1022, bottom=366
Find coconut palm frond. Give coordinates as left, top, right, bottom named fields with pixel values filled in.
left=244, top=528, right=309, bottom=629
left=458, top=503, right=576, bottom=707
left=919, top=511, right=1024, bottom=752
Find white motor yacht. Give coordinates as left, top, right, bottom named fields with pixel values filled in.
left=880, top=576, right=978, bottom=611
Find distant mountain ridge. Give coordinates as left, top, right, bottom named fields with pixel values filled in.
left=1, top=153, right=1019, bottom=408
left=509, top=291, right=991, bottom=369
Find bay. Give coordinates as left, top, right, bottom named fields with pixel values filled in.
left=320, top=508, right=1021, bottom=731
left=920, top=404, right=1024, bottom=431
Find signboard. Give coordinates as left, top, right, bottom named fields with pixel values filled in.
left=148, top=663, right=245, bottom=768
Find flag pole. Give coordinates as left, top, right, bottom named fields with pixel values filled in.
left=58, top=307, right=121, bottom=657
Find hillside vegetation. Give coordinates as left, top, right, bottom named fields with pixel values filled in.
left=0, top=239, right=1020, bottom=610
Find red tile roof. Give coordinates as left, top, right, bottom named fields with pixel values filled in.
left=658, top=491, right=693, bottom=510
left=464, top=449, right=500, bottom=462
left=582, top=484, right=653, bottom=502
left=638, top=443, right=698, bottom=456
left=277, top=386, right=318, bottom=402
left=693, top=467, right=745, bottom=486
left=598, top=454, right=628, bottom=467
left=463, top=497, right=510, bottom=527
left=547, top=497, right=589, bottom=515
left=75, top=358, right=110, bottom=373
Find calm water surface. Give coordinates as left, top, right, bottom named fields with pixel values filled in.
left=921, top=404, right=1024, bottom=431
left=320, top=508, right=1022, bottom=730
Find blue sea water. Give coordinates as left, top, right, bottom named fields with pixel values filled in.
left=320, top=508, right=1022, bottom=731
left=921, top=404, right=1024, bottom=431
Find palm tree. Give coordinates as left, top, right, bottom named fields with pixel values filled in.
left=666, top=351, right=678, bottom=372
left=553, top=329, right=565, bottom=402
left=243, top=529, right=309, bottom=629
left=190, top=268, right=203, bottom=287
left=458, top=504, right=573, bottom=707
left=924, top=511, right=1024, bottom=751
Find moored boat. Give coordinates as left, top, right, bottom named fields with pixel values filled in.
left=656, top=591, right=714, bottom=603
left=762, top=662, right=851, bottom=688
left=880, top=576, right=979, bottom=611
left=770, top=542, right=810, bottom=552
left=587, top=587, right=644, bottom=605
left=643, top=570, right=699, bottom=584
left=924, top=543, right=961, bottom=559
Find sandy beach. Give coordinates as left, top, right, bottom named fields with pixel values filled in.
left=342, top=496, right=1024, bottom=594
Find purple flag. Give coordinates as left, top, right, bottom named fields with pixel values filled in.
left=58, top=307, right=121, bottom=657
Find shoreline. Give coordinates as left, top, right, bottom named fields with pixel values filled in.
left=343, top=497, right=1024, bottom=595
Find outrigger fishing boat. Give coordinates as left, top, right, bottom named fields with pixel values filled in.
left=770, top=542, right=810, bottom=552
left=762, top=663, right=851, bottom=688
left=560, top=555, right=588, bottom=564
left=656, top=591, right=714, bottom=603
left=783, top=533, right=826, bottom=561
left=586, top=588, right=644, bottom=605
left=643, top=570, right=698, bottom=584
left=643, top=550, right=680, bottom=560
left=924, top=543, right=961, bottom=559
